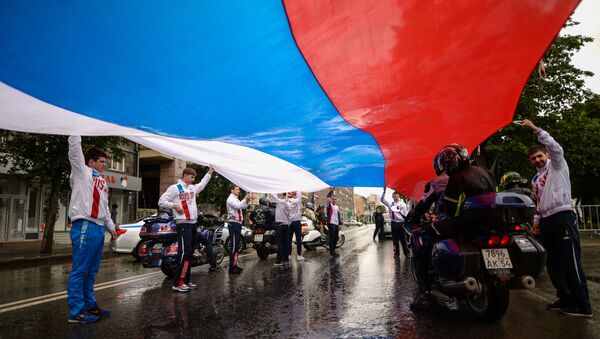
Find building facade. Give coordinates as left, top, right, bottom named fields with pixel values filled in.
left=312, top=187, right=355, bottom=222
left=353, top=194, right=367, bottom=222
left=0, top=140, right=141, bottom=244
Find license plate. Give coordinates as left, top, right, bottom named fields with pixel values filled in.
left=481, top=248, right=513, bottom=270
left=254, top=234, right=263, bottom=242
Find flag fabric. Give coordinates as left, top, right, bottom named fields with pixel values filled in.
left=0, top=0, right=579, bottom=196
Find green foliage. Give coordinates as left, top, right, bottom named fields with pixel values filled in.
left=187, top=163, right=236, bottom=214
left=480, top=21, right=598, bottom=203
left=0, top=131, right=126, bottom=253
left=0, top=131, right=126, bottom=189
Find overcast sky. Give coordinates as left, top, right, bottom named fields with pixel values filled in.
left=356, top=2, right=599, bottom=199
left=563, top=0, right=600, bottom=93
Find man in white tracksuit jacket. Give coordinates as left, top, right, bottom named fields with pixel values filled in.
left=226, top=185, right=251, bottom=274
left=381, top=188, right=410, bottom=258
left=158, top=166, right=218, bottom=293
left=522, top=119, right=591, bottom=317
left=66, top=136, right=116, bottom=324
left=271, top=193, right=291, bottom=266
left=287, top=191, right=305, bottom=261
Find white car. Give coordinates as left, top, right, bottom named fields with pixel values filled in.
left=382, top=212, right=392, bottom=238
left=343, top=219, right=363, bottom=227
left=109, top=216, right=147, bottom=258
left=110, top=213, right=238, bottom=258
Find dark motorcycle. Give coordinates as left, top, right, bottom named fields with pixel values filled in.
left=405, top=192, right=547, bottom=321
left=137, top=212, right=225, bottom=277
left=245, top=223, right=278, bottom=259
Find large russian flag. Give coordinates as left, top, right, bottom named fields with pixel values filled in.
left=0, top=1, right=579, bottom=196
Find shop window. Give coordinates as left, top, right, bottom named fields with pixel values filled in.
left=109, top=156, right=125, bottom=172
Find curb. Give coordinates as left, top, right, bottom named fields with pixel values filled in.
left=0, top=249, right=113, bottom=266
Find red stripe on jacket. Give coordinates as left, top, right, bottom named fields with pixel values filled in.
left=181, top=199, right=191, bottom=220
left=91, top=186, right=100, bottom=219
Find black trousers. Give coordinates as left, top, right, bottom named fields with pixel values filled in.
left=276, top=222, right=290, bottom=263
left=540, top=211, right=591, bottom=311
left=328, top=223, right=339, bottom=254
left=373, top=222, right=384, bottom=239
left=228, top=222, right=242, bottom=268
left=175, top=223, right=194, bottom=286
left=391, top=221, right=409, bottom=256
left=288, top=220, right=302, bottom=256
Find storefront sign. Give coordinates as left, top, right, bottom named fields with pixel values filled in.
left=102, top=171, right=142, bottom=191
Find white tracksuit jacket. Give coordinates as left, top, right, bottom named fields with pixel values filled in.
left=158, top=173, right=212, bottom=224
left=271, top=194, right=291, bottom=224
left=532, top=129, right=574, bottom=221
left=68, top=136, right=115, bottom=232
left=227, top=194, right=248, bottom=223
left=288, top=191, right=303, bottom=222
left=381, top=193, right=408, bottom=223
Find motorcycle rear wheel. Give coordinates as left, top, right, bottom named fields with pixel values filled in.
left=256, top=245, right=270, bottom=259
left=160, top=261, right=178, bottom=278
left=465, top=281, right=510, bottom=321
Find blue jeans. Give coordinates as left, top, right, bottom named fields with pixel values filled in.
left=67, top=220, right=105, bottom=318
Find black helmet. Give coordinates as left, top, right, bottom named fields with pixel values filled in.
left=500, top=171, right=528, bottom=190
left=432, top=153, right=444, bottom=176
left=306, top=202, right=314, bottom=210
left=259, top=197, right=269, bottom=206
left=436, top=143, right=470, bottom=175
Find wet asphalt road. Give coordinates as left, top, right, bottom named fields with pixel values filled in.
left=0, top=225, right=599, bottom=339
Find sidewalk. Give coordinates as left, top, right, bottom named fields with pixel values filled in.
left=0, top=232, right=113, bottom=266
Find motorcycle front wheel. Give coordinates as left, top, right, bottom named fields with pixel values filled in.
left=303, top=243, right=316, bottom=251
left=214, top=244, right=225, bottom=264
left=465, top=280, right=510, bottom=321
left=336, top=234, right=345, bottom=248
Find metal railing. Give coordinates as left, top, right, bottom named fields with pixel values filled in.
left=576, top=205, right=600, bottom=232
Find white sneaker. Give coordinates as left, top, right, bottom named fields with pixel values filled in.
left=172, top=285, right=190, bottom=293
left=273, top=262, right=284, bottom=266
left=297, top=255, right=305, bottom=261
left=185, top=283, right=198, bottom=289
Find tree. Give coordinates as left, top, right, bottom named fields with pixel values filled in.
left=479, top=21, right=599, bottom=203
left=187, top=163, right=236, bottom=215
left=0, top=131, right=125, bottom=254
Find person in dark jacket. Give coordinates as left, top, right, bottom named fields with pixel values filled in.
left=373, top=206, right=385, bottom=240
left=409, top=144, right=496, bottom=311
left=500, top=171, right=535, bottom=202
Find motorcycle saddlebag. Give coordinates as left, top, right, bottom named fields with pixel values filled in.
left=508, top=235, right=547, bottom=277
left=264, top=230, right=277, bottom=245
left=432, top=239, right=481, bottom=279
left=139, top=219, right=177, bottom=238
left=462, top=192, right=535, bottom=227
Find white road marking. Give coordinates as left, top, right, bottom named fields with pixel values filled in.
left=0, top=235, right=354, bottom=314
left=0, top=271, right=162, bottom=314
